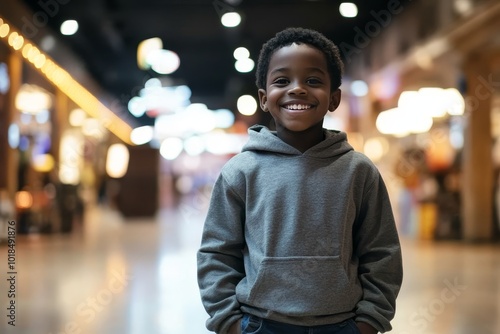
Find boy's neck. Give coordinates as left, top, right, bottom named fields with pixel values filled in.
left=275, top=123, right=325, bottom=153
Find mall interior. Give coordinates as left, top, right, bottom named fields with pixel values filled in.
left=0, top=0, right=500, bottom=333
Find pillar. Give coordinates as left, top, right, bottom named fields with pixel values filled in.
left=52, top=90, right=69, bottom=165
left=0, top=52, right=21, bottom=198
left=461, top=53, right=494, bottom=241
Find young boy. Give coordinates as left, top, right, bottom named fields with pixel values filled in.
left=197, top=27, right=403, bottom=334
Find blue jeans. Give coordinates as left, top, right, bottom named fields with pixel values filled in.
left=241, top=314, right=361, bottom=334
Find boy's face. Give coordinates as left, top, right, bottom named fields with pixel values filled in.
left=258, top=43, right=341, bottom=133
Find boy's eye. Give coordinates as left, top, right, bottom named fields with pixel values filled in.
left=272, top=78, right=289, bottom=85
left=307, top=78, right=322, bottom=85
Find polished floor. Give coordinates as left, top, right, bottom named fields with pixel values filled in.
left=0, top=199, right=499, bottom=334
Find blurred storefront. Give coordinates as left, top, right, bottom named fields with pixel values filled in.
left=0, top=2, right=140, bottom=238
left=345, top=0, right=500, bottom=242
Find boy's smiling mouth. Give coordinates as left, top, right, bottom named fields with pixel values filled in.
left=282, top=103, right=313, bottom=111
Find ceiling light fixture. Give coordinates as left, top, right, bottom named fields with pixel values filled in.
left=137, top=37, right=163, bottom=70
left=147, top=49, right=180, bottom=75
left=233, top=47, right=249, bottom=60
left=221, top=12, right=241, bottom=27
left=235, top=58, right=254, bottom=73
left=339, top=3, right=358, bottom=18
left=60, top=20, right=79, bottom=36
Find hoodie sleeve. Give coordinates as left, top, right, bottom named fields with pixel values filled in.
left=197, top=172, right=245, bottom=334
left=353, top=171, right=403, bottom=333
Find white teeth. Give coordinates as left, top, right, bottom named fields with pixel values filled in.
left=284, top=104, right=311, bottom=110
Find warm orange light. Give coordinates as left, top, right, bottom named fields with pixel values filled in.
left=27, top=46, right=40, bottom=63
left=15, top=191, right=33, bottom=209
left=33, top=154, right=55, bottom=173
left=0, top=23, right=10, bottom=38
left=34, top=53, right=46, bottom=68
left=106, top=144, right=129, bottom=178
left=12, top=34, right=24, bottom=50
left=22, top=43, right=32, bottom=58
left=0, top=15, right=134, bottom=145
left=15, top=84, right=53, bottom=114
left=8, top=31, right=18, bottom=46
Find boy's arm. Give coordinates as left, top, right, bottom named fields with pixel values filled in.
left=353, top=173, right=403, bottom=333
left=197, top=173, right=245, bottom=334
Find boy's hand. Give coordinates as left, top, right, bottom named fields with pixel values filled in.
left=228, top=319, right=241, bottom=334
left=356, top=322, right=378, bottom=334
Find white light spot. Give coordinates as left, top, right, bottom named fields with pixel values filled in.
left=237, top=95, right=257, bottom=116
left=130, top=126, right=154, bottom=145
left=233, top=47, right=250, bottom=60
left=221, top=12, right=241, bottom=27
left=160, top=137, right=183, bottom=160
left=60, top=20, right=79, bottom=36
left=235, top=58, right=254, bottom=73
left=339, top=3, right=358, bottom=18
left=351, top=80, right=369, bottom=97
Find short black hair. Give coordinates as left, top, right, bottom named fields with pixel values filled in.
left=255, top=27, right=344, bottom=92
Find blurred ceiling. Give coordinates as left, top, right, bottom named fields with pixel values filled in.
left=19, top=0, right=412, bottom=126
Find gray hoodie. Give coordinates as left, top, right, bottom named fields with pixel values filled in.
left=197, top=125, right=403, bottom=333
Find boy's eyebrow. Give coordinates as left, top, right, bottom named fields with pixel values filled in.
left=269, top=67, right=327, bottom=76
left=269, top=67, right=287, bottom=76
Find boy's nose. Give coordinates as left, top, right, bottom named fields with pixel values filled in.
left=287, top=83, right=307, bottom=95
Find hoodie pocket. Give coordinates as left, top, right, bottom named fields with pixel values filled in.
left=247, top=256, right=359, bottom=316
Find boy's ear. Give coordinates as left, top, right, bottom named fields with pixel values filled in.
left=328, top=89, right=341, bottom=112
left=258, top=89, right=268, bottom=112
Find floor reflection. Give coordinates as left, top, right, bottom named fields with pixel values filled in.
left=0, top=203, right=498, bottom=334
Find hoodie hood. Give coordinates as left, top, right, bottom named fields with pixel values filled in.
left=242, top=124, right=353, bottom=159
